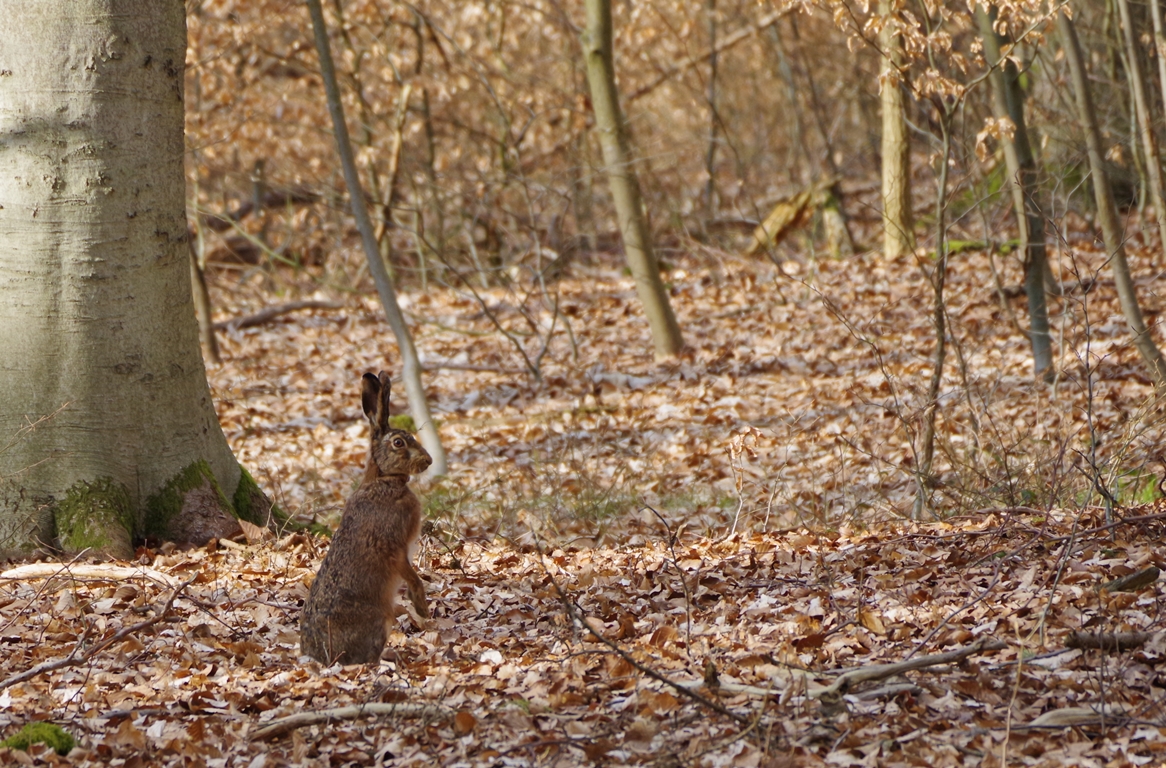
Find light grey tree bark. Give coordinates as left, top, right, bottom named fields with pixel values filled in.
left=975, top=5, right=1052, bottom=382
left=879, top=0, right=914, bottom=261
left=0, top=2, right=263, bottom=557
left=582, top=0, right=685, bottom=358
left=307, top=0, right=448, bottom=475
left=1059, top=10, right=1166, bottom=390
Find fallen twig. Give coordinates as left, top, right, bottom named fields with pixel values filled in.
left=907, top=557, right=1010, bottom=657
left=0, top=563, right=178, bottom=588
left=250, top=702, right=452, bottom=741
left=564, top=601, right=750, bottom=725
left=1043, top=511, right=1166, bottom=544
left=214, top=300, right=344, bottom=331
left=851, top=682, right=924, bottom=701
left=1101, top=566, right=1160, bottom=592
left=0, top=576, right=195, bottom=692
left=421, top=360, right=528, bottom=375
left=1015, top=706, right=1127, bottom=729
left=816, top=637, right=1006, bottom=698
left=540, top=557, right=750, bottom=725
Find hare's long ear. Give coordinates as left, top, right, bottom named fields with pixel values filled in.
left=361, top=372, right=383, bottom=435
left=377, top=371, right=393, bottom=433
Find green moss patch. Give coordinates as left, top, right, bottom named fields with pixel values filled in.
left=3, top=723, right=75, bottom=756
left=53, top=477, right=133, bottom=559
left=142, top=460, right=232, bottom=541
left=233, top=466, right=272, bottom=525
left=388, top=414, right=417, bottom=432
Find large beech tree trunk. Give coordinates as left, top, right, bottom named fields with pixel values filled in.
left=582, top=0, right=685, bottom=358
left=878, top=0, right=914, bottom=261
left=0, top=2, right=265, bottom=557
left=976, top=5, right=1053, bottom=382
left=1059, top=10, right=1166, bottom=390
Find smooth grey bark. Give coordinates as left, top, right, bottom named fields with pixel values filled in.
left=0, top=1, right=246, bottom=555
left=581, top=0, right=684, bottom=358
left=879, top=0, right=914, bottom=261
left=1116, top=0, right=1166, bottom=244
left=1059, top=10, right=1166, bottom=390
left=975, top=6, right=1052, bottom=382
left=307, top=0, right=448, bottom=475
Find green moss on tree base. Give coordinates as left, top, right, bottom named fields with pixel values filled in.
left=3, top=723, right=75, bottom=756
left=46, top=461, right=278, bottom=551
left=143, top=460, right=229, bottom=538
left=54, top=478, right=133, bottom=559
left=142, top=459, right=246, bottom=545
left=232, top=465, right=283, bottom=526
left=306, top=521, right=333, bottom=538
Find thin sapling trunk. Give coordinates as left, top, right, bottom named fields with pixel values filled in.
left=307, top=0, right=448, bottom=475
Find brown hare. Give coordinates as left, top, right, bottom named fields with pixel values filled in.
left=300, top=370, right=432, bottom=665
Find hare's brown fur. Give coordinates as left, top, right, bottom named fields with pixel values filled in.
left=300, top=371, right=432, bottom=665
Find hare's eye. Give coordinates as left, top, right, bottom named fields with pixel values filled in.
left=392, top=438, right=405, bottom=448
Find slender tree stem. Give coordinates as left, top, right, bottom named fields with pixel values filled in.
left=1059, top=10, right=1166, bottom=391
left=915, top=109, right=952, bottom=520
left=975, top=5, right=1052, bottom=381
left=1117, top=0, right=1166, bottom=244
left=307, top=0, right=448, bottom=474
left=581, top=0, right=684, bottom=358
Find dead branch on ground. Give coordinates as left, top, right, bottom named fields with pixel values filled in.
left=0, top=576, right=196, bottom=692
left=251, top=702, right=452, bottom=741
left=816, top=637, right=1006, bottom=698
left=1, top=563, right=178, bottom=588
left=540, top=556, right=751, bottom=725
left=1101, top=566, right=1160, bottom=592
left=214, top=300, right=345, bottom=332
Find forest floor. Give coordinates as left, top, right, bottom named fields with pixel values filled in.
left=5, top=232, right=1166, bottom=766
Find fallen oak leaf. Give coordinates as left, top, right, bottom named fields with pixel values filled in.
left=858, top=605, right=887, bottom=635
left=239, top=519, right=274, bottom=545
left=453, top=709, right=477, bottom=735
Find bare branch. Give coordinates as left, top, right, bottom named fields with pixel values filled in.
left=0, top=576, right=195, bottom=692
left=251, top=702, right=452, bottom=741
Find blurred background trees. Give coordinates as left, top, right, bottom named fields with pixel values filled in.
left=185, top=0, right=1166, bottom=515
left=186, top=0, right=1166, bottom=310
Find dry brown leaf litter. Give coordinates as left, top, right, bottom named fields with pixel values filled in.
left=7, top=243, right=1166, bottom=764
left=4, top=514, right=1166, bottom=765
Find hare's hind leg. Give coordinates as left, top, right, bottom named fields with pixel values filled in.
left=400, top=559, right=429, bottom=619
left=381, top=572, right=403, bottom=619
